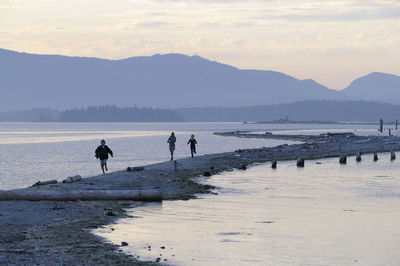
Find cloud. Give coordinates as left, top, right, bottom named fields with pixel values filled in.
left=135, top=21, right=168, bottom=28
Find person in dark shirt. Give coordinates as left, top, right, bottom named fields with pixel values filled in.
left=187, top=134, right=197, bottom=158
left=95, top=139, right=113, bottom=174
left=167, top=132, right=176, bottom=161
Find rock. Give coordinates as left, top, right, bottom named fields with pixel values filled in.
left=374, top=152, right=378, bottom=161
left=239, top=164, right=247, bottom=170
left=156, top=258, right=161, bottom=262
left=121, top=242, right=128, bottom=246
left=296, top=158, right=304, bottom=167
left=106, top=211, right=116, bottom=216
left=271, top=161, right=277, bottom=169
left=160, top=246, right=165, bottom=249
left=203, top=171, right=211, bottom=177
left=210, top=166, right=214, bottom=170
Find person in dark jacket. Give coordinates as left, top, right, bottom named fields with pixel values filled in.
left=167, top=132, right=176, bottom=161
left=187, top=134, right=197, bottom=158
left=95, top=139, right=113, bottom=174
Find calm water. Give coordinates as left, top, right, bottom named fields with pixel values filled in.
left=96, top=155, right=400, bottom=265
left=0, top=122, right=301, bottom=189
left=0, top=122, right=391, bottom=190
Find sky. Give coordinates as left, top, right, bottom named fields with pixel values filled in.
left=0, top=0, right=399, bottom=90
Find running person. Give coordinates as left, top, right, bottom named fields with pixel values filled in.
left=167, top=132, right=176, bottom=161
left=95, top=139, right=113, bottom=174
left=187, top=134, right=197, bottom=158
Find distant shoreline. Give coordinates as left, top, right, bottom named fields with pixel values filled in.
left=249, top=120, right=397, bottom=126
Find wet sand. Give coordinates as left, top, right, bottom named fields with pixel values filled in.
left=1, top=131, right=400, bottom=265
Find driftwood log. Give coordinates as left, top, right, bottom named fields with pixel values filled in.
left=62, top=175, right=82, bottom=183
left=0, top=189, right=162, bottom=201
left=127, top=167, right=144, bottom=172
left=32, top=180, right=57, bottom=187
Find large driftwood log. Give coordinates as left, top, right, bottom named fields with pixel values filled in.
left=0, top=189, right=162, bottom=201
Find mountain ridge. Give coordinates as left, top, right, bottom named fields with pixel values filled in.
left=1, top=48, right=398, bottom=111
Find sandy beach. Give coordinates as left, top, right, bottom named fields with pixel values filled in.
left=1, top=132, right=400, bottom=265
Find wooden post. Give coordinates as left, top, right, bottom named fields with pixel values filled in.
left=391, top=150, right=396, bottom=160
left=374, top=152, right=378, bottom=161
left=379, top=119, right=383, bottom=133
left=339, top=153, right=347, bottom=164
left=356, top=151, right=362, bottom=162
left=271, top=160, right=277, bottom=169
left=297, top=158, right=304, bottom=167
left=396, top=119, right=398, bottom=130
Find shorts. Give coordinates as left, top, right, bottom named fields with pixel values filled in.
left=100, top=159, right=107, bottom=166
left=169, top=145, right=175, bottom=152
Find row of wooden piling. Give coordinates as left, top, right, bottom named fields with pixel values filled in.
left=270, top=150, right=397, bottom=168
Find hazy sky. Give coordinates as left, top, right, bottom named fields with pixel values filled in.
left=1, top=0, right=399, bottom=90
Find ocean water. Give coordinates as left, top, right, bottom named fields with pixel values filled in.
left=0, top=122, right=390, bottom=190
left=96, top=155, right=400, bottom=265
left=0, top=122, right=302, bottom=190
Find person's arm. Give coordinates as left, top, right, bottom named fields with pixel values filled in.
left=194, top=140, right=197, bottom=144
left=187, top=140, right=190, bottom=144
left=95, top=147, right=100, bottom=158
left=167, top=137, right=171, bottom=143
left=107, top=146, right=113, bottom=157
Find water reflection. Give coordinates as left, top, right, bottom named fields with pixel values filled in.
left=96, top=155, right=400, bottom=265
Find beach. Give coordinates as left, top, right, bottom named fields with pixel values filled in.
left=1, top=131, right=400, bottom=265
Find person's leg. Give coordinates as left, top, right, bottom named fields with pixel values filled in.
left=105, top=163, right=108, bottom=172
left=191, top=149, right=194, bottom=158
left=101, top=161, right=105, bottom=174
left=170, top=146, right=174, bottom=160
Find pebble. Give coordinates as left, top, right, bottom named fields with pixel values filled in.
left=121, top=242, right=128, bottom=246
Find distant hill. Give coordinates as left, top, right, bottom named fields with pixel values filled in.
left=0, top=48, right=344, bottom=112
left=177, top=100, right=400, bottom=122
left=58, top=105, right=183, bottom=122
left=0, top=108, right=62, bottom=122
left=342, top=72, right=400, bottom=104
